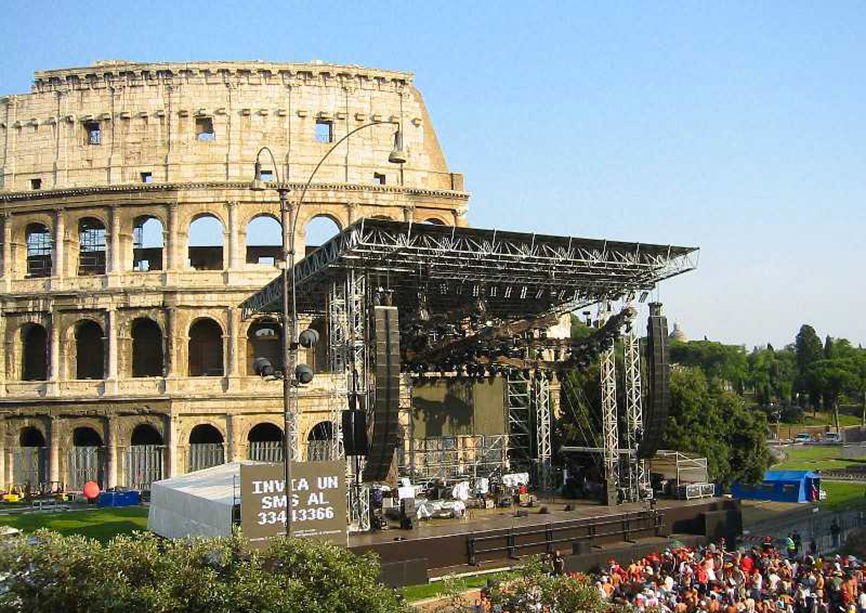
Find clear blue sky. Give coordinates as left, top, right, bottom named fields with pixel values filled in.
left=2, top=1, right=864, bottom=349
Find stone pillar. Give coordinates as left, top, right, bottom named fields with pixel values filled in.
left=52, top=209, right=65, bottom=281
left=1, top=213, right=11, bottom=292
left=48, top=417, right=60, bottom=488
left=226, top=307, right=239, bottom=380
left=0, top=305, right=6, bottom=397
left=165, top=306, right=179, bottom=380
left=227, top=201, right=240, bottom=271
left=0, top=417, right=6, bottom=490
left=165, top=414, right=179, bottom=478
left=164, top=203, right=179, bottom=284
left=402, top=204, right=415, bottom=223
left=227, top=414, right=241, bottom=462
left=106, top=309, right=118, bottom=395
left=48, top=311, right=61, bottom=395
left=106, top=417, right=119, bottom=489
left=108, top=206, right=122, bottom=285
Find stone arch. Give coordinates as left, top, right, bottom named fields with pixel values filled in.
left=19, top=425, right=46, bottom=447
left=67, top=424, right=106, bottom=490
left=246, top=318, right=282, bottom=375
left=247, top=421, right=284, bottom=462
left=20, top=322, right=48, bottom=381
left=77, top=216, right=107, bottom=275
left=130, top=423, right=164, bottom=446
left=73, top=426, right=104, bottom=447
left=306, top=420, right=335, bottom=462
left=371, top=214, right=394, bottom=221
left=245, top=213, right=283, bottom=266
left=188, top=317, right=224, bottom=376
left=187, top=422, right=226, bottom=472
left=74, top=319, right=105, bottom=380
left=188, top=212, right=225, bottom=271
left=131, top=317, right=164, bottom=377
left=422, top=217, right=447, bottom=225
left=24, top=222, right=53, bottom=278
left=301, top=213, right=343, bottom=255
left=132, top=215, right=164, bottom=272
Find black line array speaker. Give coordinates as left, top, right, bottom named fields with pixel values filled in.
left=362, top=306, right=401, bottom=482
left=341, top=409, right=368, bottom=456
left=639, top=302, right=669, bottom=459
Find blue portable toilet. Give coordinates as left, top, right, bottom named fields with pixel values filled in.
left=731, top=471, right=820, bottom=503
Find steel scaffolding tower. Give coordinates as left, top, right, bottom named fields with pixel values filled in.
left=599, top=304, right=620, bottom=506
left=507, top=372, right=533, bottom=472
left=534, top=375, right=553, bottom=491
left=622, top=326, right=649, bottom=502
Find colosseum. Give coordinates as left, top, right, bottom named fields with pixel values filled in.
left=0, top=60, right=468, bottom=492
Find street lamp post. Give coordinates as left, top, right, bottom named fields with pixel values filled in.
left=250, top=121, right=406, bottom=537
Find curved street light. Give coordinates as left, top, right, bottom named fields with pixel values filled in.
left=249, top=120, right=406, bottom=537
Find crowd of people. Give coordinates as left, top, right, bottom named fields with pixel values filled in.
left=465, top=534, right=864, bottom=613
left=593, top=536, right=865, bottom=613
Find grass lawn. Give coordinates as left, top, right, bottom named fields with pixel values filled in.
left=400, top=570, right=517, bottom=603
left=0, top=506, right=149, bottom=542
left=819, top=481, right=866, bottom=512
left=798, top=411, right=862, bottom=428
left=771, top=445, right=864, bottom=471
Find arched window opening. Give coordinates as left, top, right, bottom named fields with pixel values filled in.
left=371, top=215, right=393, bottom=220
left=133, top=216, right=164, bottom=272
left=188, top=424, right=225, bottom=472
left=246, top=320, right=283, bottom=375
left=188, top=214, right=224, bottom=271
left=126, top=424, right=164, bottom=490
left=246, top=215, right=283, bottom=266
left=304, top=216, right=340, bottom=256
left=132, top=318, right=164, bottom=377
left=15, top=427, right=47, bottom=492
left=247, top=422, right=284, bottom=462
left=188, top=318, right=224, bottom=377
left=131, top=424, right=164, bottom=446
left=19, top=426, right=46, bottom=447
left=69, top=426, right=105, bottom=491
left=21, top=323, right=48, bottom=381
left=307, top=421, right=335, bottom=462
left=73, top=427, right=104, bottom=447
left=78, top=217, right=107, bottom=275
left=423, top=218, right=446, bottom=225
left=25, top=223, right=52, bottom=278
left=75, top=321, right=105, bottom=380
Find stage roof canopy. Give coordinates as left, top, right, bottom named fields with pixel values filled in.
left=241, top=219, right=698, bottom=319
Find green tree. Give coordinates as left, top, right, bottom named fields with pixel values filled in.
left=669, top=340, right=748, bottom=393
left=795, top=325, right=824, bottom=410
left=808, top=358, right=860, bottom=432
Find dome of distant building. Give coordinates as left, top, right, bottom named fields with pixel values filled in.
left=669, top=323, right=688, bottom=343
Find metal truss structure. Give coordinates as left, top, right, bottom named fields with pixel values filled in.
left=399, top=434, right=508, bottom=483
left=239, top=219, right=699, bottom=516
left=622, top=325, right=650, bottom=502
left=241, top=219, right=699, bottom=319
left=598, top=304, right=620, bottom=506
left=534, top=375, right=553, bottom=492
left=507, top=372, right=533, bottom=472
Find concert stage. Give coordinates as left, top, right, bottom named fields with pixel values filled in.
left=349, top=497, right=741, bottom=586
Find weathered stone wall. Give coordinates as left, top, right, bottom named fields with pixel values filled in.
left=0, top=61, right=470, bottom=491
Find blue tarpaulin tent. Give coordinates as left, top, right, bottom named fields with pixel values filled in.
left=731, top=471, right=820, bottom=503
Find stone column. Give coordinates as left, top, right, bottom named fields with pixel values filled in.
left=48, top=417, right=60, bottom=488
left=52, top=209, right=65, bottom=281
left=0, top=417, right=6, bottom=490
left=1, top=213, right=11, bottom=292
left=48, top=311, right=61, bottom=395
left=106, top=309, right=118, bottom=395
left=0, top=306, right=6, bottom=398
left=164, top=203, right=179, bottom=284
left=108, top=206, right=122, bottom=286
left=165, top=306, right=179, bottom=383
left=105, top=416, right=119, bottom=489
left=227, top=414, right=241, bottom=462
left=227, top=201, right=240, bottom=271
left=226, top=307, right=239, bottom=381
left=402, top=204, right=415, bottom=223
left=165, top=414, right=179, bottom=478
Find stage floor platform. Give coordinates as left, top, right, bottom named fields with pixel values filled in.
left=349, top=496, right=740, bottom=582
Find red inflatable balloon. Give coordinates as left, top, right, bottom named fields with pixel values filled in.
left=83, top=481, right=100, bottom=500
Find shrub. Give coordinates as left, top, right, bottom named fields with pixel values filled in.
left=0, top=530, right=407, bottom=613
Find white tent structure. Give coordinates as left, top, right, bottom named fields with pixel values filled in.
left=148, top=462, right=249, bottom=538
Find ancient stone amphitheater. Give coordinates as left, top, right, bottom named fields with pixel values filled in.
left=0, top=60, right=468, bottom=492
